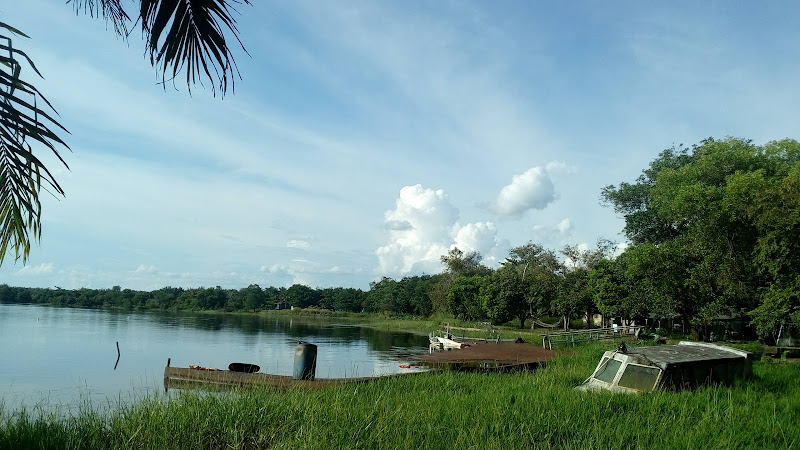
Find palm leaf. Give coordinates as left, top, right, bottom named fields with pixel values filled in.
left=0, top=22, right=69, bottom=266
left=140, top=0, right=251, bottom=96
left=69, top=0, right=131, bottom=37
left=69, top=0, right=251, bottom=96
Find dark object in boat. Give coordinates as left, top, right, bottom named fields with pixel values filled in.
left=229, top=362, right=260, bottom=373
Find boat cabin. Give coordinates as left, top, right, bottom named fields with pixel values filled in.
left=577, top=341, right=753, bottom=393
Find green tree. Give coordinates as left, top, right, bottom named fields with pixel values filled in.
left=321, top=287, right=366, bottom=313
left=242, top=284, right=264, bottom=312
left=481, top=265, right=527, bottom=327
left=285, top=284, right=319, bottom=309
left=1, top=1, right=250, bottom=264
left=447, top=275, right=489, bottom=321
left=588, top=252, right=653, bottom=325
left=431, top=248, right=491, bottom=314
left=503, top=242, right=562, bottom=329
left=601, top=145, right=695, bottom=245
left=603, top=137, right=800, bottom=339
left=365, top=277, right=398, bottom=313
left=440, top=247, right=491, bottom=277
left=553, top=241, right=613, bottom=330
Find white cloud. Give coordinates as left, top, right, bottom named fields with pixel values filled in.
left=16, top=263, right=54, bottom=276
left=134, top=265, right=158, bottom=274
left=453, top=222, right=498, bottom=256
left=557, top=218, right=572, bottom=235
left=546, top=160, right=578, bottom=175
left=490, top=166, right=556, bottom=217
left=376, top=185, right=510, bottom=277
left=384, top=220, right=413, bottom=231
left=260, top=263, right=313, bottom=287
left=376, top=184, right=458, bottom=277
left=286, top=240, right=311, bottom=249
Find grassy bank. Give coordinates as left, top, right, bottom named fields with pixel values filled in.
left=257, top=308, right=551, bottom=341
left=2, top=342, right=798, bottom=449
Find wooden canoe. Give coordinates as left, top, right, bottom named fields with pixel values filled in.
left=164, top=366, right=423, bottom=391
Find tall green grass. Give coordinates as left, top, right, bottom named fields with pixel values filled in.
left=2, top=342, right=798, bottom=449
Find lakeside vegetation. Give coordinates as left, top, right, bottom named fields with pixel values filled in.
left=1, top=342, right=798, bottom=449
left=4, top=138, right=800, bottom=346
left=3, top=137, right=800, bottom=448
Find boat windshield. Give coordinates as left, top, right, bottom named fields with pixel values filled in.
left=593, top=357, right=621, bottom=383
left=617, top=364, right=661, bottom=391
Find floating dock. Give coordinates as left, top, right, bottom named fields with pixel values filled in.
left=413, top=340, right=555, bottom=371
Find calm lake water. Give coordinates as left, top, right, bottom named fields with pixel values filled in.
left=0, top=303, right=430, bottom=412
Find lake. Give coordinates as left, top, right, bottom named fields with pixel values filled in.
left=0, top=303, right=430, bottom=413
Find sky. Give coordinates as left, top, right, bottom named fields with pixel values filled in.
left=2, top=0, right=800, bottom=291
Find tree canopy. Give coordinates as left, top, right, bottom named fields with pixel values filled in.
left=603, top=137, right=800, bottom=340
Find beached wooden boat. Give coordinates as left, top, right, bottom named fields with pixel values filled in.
left=163, top=363, right=422, bottom=391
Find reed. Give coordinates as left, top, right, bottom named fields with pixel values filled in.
left=2, top=342, right=798, bottom=449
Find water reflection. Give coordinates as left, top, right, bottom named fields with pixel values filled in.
left=142, top=311, right=428, bottom=354
left=0, top=304, right=430, bottom=412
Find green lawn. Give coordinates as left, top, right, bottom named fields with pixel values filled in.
left=2, top=342, right=798, bottom=449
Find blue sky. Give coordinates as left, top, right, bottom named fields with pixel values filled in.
left=2, top=0, right=799, bottom=291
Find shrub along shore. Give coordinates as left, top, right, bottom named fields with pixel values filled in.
left=1, top=342, right=798, bottom=449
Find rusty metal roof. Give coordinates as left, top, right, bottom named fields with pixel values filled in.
left=627, top=342, right=751, bottom=370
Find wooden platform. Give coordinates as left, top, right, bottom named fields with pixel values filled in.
left=163, top=366, right=421, bottom=391
left=413, top=341, right=555, bottom=371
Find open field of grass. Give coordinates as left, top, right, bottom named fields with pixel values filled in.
left=2, top=342, right=799, bottom=449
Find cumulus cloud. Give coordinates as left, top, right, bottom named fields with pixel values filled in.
left=17, top=263, right=54, bottom=276
left=286, top=239, right=311, bottom=249
left=529, top=218, right=575, bottom=245
left=490, top=166, right=556, bottom=217
left=384, top=220, right=413, bottom=231
left=453, top=222, right=498, bottom=256
left=260, top=263, right=313, bottom=286
left=557, top=218, right=572, bottom=235
left=376, top=185, right=458, bottom=277
left=377, top=185, right=507, bottom=277
left=545, top=160, right=578, bottom=174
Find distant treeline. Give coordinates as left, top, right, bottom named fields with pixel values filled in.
left=0, top=276, right=442, bottom=317
left=3, top=138, right=800, bottom=343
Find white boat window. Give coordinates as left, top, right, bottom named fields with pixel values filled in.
left=618, top=364, right=660, bottom=391
left=594, top=357, right=622, bottom=383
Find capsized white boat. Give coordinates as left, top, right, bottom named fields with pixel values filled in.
left=577, top=341, right=753, bottom=393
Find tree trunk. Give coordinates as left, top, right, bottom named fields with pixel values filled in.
left=563, top=315, right=569, bottom=331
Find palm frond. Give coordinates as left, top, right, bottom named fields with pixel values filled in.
left=0, top=22, right=69, bottom=266
left=69, top=0, right=251, bottom=96
left=140, top=0, right=251, bottom=96
left=68, top=0, right=131, bottom=37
